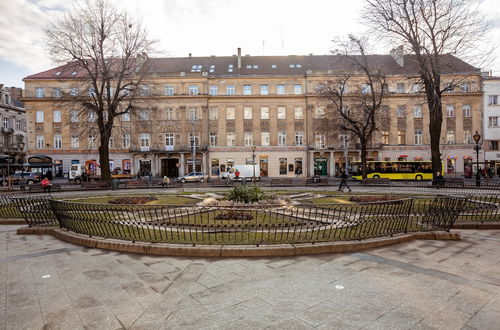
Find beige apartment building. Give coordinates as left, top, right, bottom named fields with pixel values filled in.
left=22, top=50, right=482, bottom=178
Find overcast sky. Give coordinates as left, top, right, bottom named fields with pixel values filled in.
left=1, top=0, right=499, bottom=88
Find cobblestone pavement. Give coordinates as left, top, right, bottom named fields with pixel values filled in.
left=1, top=226, right=499, bottom=330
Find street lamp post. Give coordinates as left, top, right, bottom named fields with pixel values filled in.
left=251, top=145, right=256, bottom=183
left=342, top=135, right=349, bottom=176
left=473, top=131, right=481, bottom=187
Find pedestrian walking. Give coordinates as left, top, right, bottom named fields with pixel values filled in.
left=338, top=172, right=351, bottom=192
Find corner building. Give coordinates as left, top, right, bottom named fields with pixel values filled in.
left=22, top=50, right=482, bottom=178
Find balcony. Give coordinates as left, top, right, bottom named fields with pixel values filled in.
left=1, top=127, right=14, bottom=134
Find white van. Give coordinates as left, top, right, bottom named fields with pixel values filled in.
left=223, top=165, right=260, bottom=180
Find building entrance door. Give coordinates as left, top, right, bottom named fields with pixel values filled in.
left=314, top=158, right=328, bottom=176
left=161, top=158, right=179, bottom=178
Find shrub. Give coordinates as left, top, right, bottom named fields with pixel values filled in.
left=225, top=185, right=267, bottom=203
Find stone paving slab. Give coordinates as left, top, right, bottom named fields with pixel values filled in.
left=1, top=225, right=500, bottom=329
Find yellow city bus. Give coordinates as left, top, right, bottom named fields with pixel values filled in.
left=350, top=161, right=441, bottom=180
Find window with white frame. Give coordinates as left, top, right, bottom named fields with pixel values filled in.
left=3, top=118, right=9, bottom=128
left=381, top=130, right=390, bottom=144
left=294, top=107, right=303, bottom=119
left=209, top=132, right=217, bottom=146
left=139, top=85, right=149, bottom=96
left=414, top=130, right=423, bottom=145
left=139, top=109, right=150, bottom=120
left=261, top=132, right=270, bottom=146
left=226, top=85, right=235, bottom=95
left=489, top=95, right=498, bottom=105
left=88, top=87, right=96, bottom=97
left=71, top=135, right=79, bottom=149
left=189, top=108, right=199, bottom=120
left=260, top=85, right=269, bottom=95
left=70, top=88, right=78, bottom=96
left=243, top=107, right=252, bottom=119
left=463, top=104, right=471, bottom=117
left=361, top=84, right=371, bottom=94
left=396, top=83, right=405, bottom=93
left=397, top=105, right=406, bottom=118
left=36, top=135, right=44, bottom=149
left=464, top=131, right=472, bottom=144
left=277, top=106, right=286, bottom=119
left=278, top=131, right=286, bottom=146
left=243, top=85, right=252, bottom=95
left=226, top=107, right=235, bottom=120
left=139, top=133, right=150, bottom=147
left=70, top=110, right=78, bottom=122
left=295, top=131, right=304, bottom=146
left=398, top=130, right=406, bottom=145
left=207, top=107, right=217, bottom=120
left=190, top=64, right=202, bottom=72
left=53, top=88, right=62, bottom=97
left=53, top=110, right=61, bottom=123
left=122, top=134, right=130, bottom=148
left=36, top=111, right=44, bottom=123
left=413, top=106, right=422, bottom=118
left=165, top=85, right=174, bottom=96
left=446, top=130, right=455, bottom=144
left=188, top=85, right=199, bottom=95
left=122, top=112, right=130, bottom=121
left=277, top=84, right=285, bottom=95
left=88, top=112, right=97, bottom=122
left=244, top=132, right=253, bottom=146
left=489, top=116, right=498, bottom=127
left=294, top=84, right=302, bottom=94
left=411, top=83, right=421, bottom=93
left=52, top=134, right=62, bottom=149
left=165, top=108, right=174, bottom=120
left=88, top=135, right=96, bottom=149
left=446, top=105, right=455, bottom=117
left=461, top=82, right=470, bottom=92
left=209, top=85, right=218, bottom=95
left=108, top=136, right=114, bottom=148
left=315, top=134, right=325, bottom=149
left=165, top=133, right=174, bottom=146
left=16, top=120, right=22, bottom=131
left=261, top=107, right=269, bottom=119
left=226, top=132, right=235, bottom=146
left=315, top=107, right=325, bottom=118
left=35, top=88, right=44, bottom=98
left=190, top=134, right=199, bottom=150
left=227, top=64, right=233, bottom=73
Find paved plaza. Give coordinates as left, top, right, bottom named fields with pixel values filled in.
left=1, top=225, right=499, bottom=329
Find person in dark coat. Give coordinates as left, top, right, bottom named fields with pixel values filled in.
left=338, top=172, right=352, bottom=192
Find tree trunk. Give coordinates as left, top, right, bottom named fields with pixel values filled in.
left=360, top=140, right=368, bottom=179
left=99, top=141, right=111, bottom=181
left=428, top=100, right=443, bottom=178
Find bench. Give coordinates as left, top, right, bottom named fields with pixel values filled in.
left=124, top=180, right=150, bottom=189
left=362, top=178, right=391, bottom=186
left=28, top=183, right=61, bottom=193
left=271, top=179, right=294, bottom=187
left=306, top=178, right=329, bottom=186
left=81, top=181, right=111, bottom=190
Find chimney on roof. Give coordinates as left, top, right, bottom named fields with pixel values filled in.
left=189, top=53, right=192, bottom=58
left=390, top=46, right=404, bottom=67
left=237, top=48, right=242, bottom=69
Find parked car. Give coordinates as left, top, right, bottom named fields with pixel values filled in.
left=1, top=172, right=41, bottom=186
left=178, top=172, right=207, bottom=183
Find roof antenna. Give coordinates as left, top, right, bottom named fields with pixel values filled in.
left=262, top=40, right=265, bottom=55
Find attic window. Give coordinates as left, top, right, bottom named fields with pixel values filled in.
left=54, top=72, right=61, bottom=76
left=253, top=65, right=258, bottom=69
left=71, top=71, right=78, bottom=76
left=191, top=65, right=202, bottom=72
left=246, top=65, right=252, bottom=69
left=289, top=64, right=295, bottom=68
left=209, top=65, right=215, bottom=73
left=271, top=64, right=277, bottom=69
left=296, top=64, right=302, bottom=68
left=228, top=64, right=233, bottom=73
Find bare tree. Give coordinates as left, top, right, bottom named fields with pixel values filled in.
left=317, top=35, right=386, bottom=179
left=46, top=0, right=156, bottom=181
left=363, top=0, right=490, bottom=177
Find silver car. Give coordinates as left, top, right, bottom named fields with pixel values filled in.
left=178, top=172, right=207, bottom=183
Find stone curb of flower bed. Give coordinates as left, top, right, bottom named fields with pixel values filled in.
left=16, top=226, right=461, bottom=258
left=452, top=222, right=500, bottom=229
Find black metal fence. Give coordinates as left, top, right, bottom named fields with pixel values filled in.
left=1, top=195, right=466, bottom=245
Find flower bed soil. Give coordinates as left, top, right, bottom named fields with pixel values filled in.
left=349, top=196, right=401, bottom=203
left=108, top=196, right=158, bottom=204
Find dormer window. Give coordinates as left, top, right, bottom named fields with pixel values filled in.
left=54, top=72, right=61, bottom=76
left=289, top=64, right=295, bottom=68
left=228, top=64, right=233, bottom=73
left=246, top=65, right=252, bottom=69
left=209, top=65, right=215, bottom=73
left=71, top=71, right=78, bottom=76
left=190, top=65, right=202, bottom=72
left=271, top=64, right=277, bottom=69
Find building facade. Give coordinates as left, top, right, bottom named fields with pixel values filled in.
left=22, top=50, right=482, bottom=178
left=0, top=84, right=26, bottom=175
left=483, top=76, right=500, bottom=174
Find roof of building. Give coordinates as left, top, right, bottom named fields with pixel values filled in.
left=24, top=54, right=479, bottom=80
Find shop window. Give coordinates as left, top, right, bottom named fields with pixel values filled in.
left=279, top=158, right=287, bottom=175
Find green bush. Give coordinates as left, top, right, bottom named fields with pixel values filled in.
left=225, top=185, right=267, bottom=203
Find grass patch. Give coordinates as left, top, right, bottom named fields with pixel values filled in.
left=69, top=195, right=197, bottom=205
